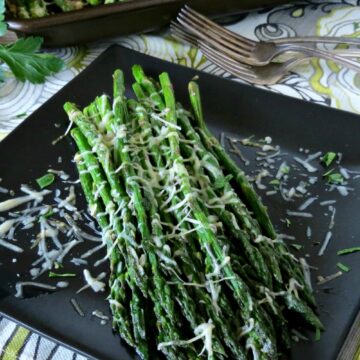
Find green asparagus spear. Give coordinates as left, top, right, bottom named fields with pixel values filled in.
left=158, top=71, right=277, bottom=358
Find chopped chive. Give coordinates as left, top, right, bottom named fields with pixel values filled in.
left=291, top=244, right=303, bottom=251
left=326, top=173, right=344, bottom=185
left=323, top=168, right=334, bottom=177
left=38, top=209, right=54, bottom=222
left=336, top=262, right=350, bottom=272
left=36, top=173, right=55, bottom=189
left=337, top=247, right=360, bottom=255
left=322, top=152, right=337, bottom=167
left=49, top=271, right=76, bottom=278
left=282, top=165, right=290, bottom=174
left=315, top=327, right=321, bottom=341
left=269, top=179, right=280, bottom=185
left=44, top=210, right=54, bottom=218
left=16, top=112, right=27, bottom=118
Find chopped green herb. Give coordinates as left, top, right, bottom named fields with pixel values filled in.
left=16, top=112, right=27, bottom=118
left=43, top=210, right=54, bottom=218
left=323, top=168, right=334, bottom=177
left=291, top=244, right=303, bottom=251
left=337, top=247, right=360, bottom=255
left=281, top=218, right=291, bottom=228
left=315, top=327, right=321, bottom=341
left=322, top=152, right=337, bottom=167
left=326, top=173, right=344, bottom=185
left=36, top=173, right=55, bottom=189
left=269, top=179, right=280, bottom=186
left=281, top=165, right=290, bottom=174
left=336, top=262, right=350, bottom=272
left=38, top=207, right=54, bottom=222
left=49, top=271, right=76, bottom=278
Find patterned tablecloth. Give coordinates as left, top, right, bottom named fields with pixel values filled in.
left=1, top=1, right=360, bottom=359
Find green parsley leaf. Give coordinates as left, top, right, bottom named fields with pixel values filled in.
left=0, top=37, right=64, bottom=83
left=322, top=152, right=337, bottom=167
left=36, top=173, right=55, bottom=189
left=49, top=271, right=76, bottom=278
left=337, top=246, right=360, bottom=255
left=336, top=262, right=350, bottom=272
left=327, top=173, right=344, bottom=185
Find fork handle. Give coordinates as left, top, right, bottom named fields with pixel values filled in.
left=278, top=44, right=360, bottom=72
left=273, top=36, right=360, bottom=46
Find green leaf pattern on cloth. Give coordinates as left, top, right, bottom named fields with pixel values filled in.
left=1, top=0, right=360, bottom=358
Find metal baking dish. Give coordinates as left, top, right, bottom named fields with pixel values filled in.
left=6, top=0, right=294, bottom=47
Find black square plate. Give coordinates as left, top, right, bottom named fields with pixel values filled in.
left=0, top=45, right=359, bottom=360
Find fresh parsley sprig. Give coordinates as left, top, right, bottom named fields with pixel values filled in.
left=0, top=5, right=64, bottom=83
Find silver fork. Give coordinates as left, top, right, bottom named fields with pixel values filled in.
left=198, top=41, right=329, bottom=85
left=170, top=21, right=360, bottom=59
left=176, top=6, right=360, bottom=69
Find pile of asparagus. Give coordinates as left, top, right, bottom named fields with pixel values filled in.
left=6, top=0, right=129, bottom=19
left=64, top=65, right=323, bottom=360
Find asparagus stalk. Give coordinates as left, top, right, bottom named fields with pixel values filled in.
left=71, top=130, right=136, bottom=347
left=75, top=101, right=153, bottom=357
left=88, top=94, right=182, bottom=360
left=187, top=81, right=318, bottom=308
left=112, top=70, right=196, bottom=359
left=188, top=81, right=276, bottom=239
left=132, top=67, right=283, bottom=289
left=176, top=109, right=283, bottom=285
left=127, top=99, right=236, bottom=359
left=67, top=66, right=324, bottom=359
left=132, top=65, right=321, bottom=330
left=158, top=71, right=277, bottom=358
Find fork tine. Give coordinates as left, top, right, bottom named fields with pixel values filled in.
left=177, top=11, right=254, bottom=56
left=200, top=45, right=257, bottom=83
left=170, top=22, right=198, bottom=46
left=171, top=22, right=251, bottom=69
left=182, top=6, right=256, bottom=49
left=179, top=8, right=254, bottom=52
left=170, top=23, right=255, bottom=78
left=176, top=15, right=253, bottom=60
left=177, top=11, right=253, bottom=53
left=199, top=42, right=257, bottom=79
left=171, top=31, right=196, bottom=47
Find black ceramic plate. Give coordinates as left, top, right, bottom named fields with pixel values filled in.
left=0, top=45, right=359, bottom=360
